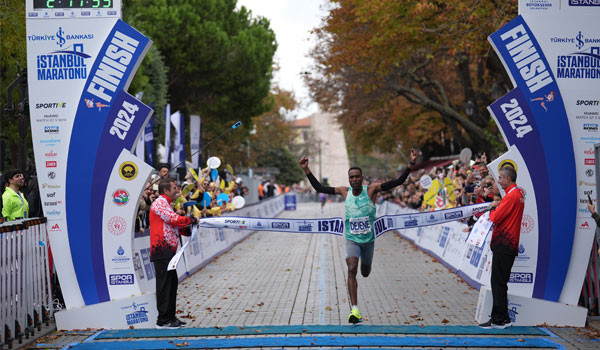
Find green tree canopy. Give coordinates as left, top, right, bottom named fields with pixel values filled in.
left=124, top=0, right=277, bottom=145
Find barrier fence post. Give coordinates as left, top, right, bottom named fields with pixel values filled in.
left=1, top=219, right=52, bottom=349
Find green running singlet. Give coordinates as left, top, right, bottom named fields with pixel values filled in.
left=345, top=185, right=376, bottom=243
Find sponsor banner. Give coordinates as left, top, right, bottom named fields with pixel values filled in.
left=26, top=15, right=119, bottom=309
left=65, top=19, right=151, bottom=306
left=199, top=216, right=345, bottom=235
left=466, top=212, right=493, bottom=248
left=103, top=150, right=153, bottom=300
left=373, top=203, right=490, bottom=238
left=489, top=16, right=576, bottom=302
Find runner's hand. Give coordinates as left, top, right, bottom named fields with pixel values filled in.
left=298, top=157, right=309, bottom=170
left=410, top=149, right=418, bottom=164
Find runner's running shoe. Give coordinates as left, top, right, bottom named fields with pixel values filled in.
left=348, top=307, right=362, bottom=324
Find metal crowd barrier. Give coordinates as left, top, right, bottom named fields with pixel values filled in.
left=0, top=217, right=52, bottom=349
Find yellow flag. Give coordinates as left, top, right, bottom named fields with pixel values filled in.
left=189, top=168, right=200, bottom=182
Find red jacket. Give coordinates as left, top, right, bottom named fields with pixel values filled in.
left=490, top=184, right=525, bottom=256
left=149, top=194, right=193, bottom=261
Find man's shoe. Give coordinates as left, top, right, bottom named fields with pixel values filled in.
left=173, top=317, right=187, bottom=326
left=478, top=319, right=494, bottom=329
left=348, top=307, right=362, bottom=324
left=501, top=317, right=512, bottom=328
left=156, top=320, right=180, bottom=329
left=492, top=321, right=509, bottom=329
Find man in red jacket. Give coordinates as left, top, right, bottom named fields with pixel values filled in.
left=480, top=166, right=525, bottom=329
left=150, top=178, right=197, bottom=329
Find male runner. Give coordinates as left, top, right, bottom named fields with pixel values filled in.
left=298, top=149, right=418, bottom=323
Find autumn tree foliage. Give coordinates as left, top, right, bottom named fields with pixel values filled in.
left=308, top=0, right=518, bottom=158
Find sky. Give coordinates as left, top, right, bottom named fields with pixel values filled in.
left=236, top=0, right=329, bottom=119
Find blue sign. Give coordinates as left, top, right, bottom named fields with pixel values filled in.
left=66, top=19, right=152, bottom=305
left=489, top=16, right=576, bottom=301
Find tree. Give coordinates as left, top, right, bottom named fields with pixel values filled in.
left=123, top=0, right=278, bottom=161
left=0, top=0, right=28, bottom=170
left=308, top=0, right=517, bottom=158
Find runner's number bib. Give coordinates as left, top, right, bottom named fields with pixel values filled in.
left=349, top=216, right=371, bottom=235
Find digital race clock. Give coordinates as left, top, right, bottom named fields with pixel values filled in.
left=33, top=0, right=113, bottom=9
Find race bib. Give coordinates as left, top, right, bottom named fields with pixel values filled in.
left=349, top=216, right=371, bottom=235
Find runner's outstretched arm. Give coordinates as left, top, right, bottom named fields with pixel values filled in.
left=372, top=149, right=419, bottom=194
left=298, top=156, right=336, bottom=195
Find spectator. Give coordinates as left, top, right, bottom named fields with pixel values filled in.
left=150, top=178, right=197, bottom=329
left=158, top=164, right=170, bottom=179
left=2, top=169, right=29, bottom=221
left=479, top=166, right=525, bottom=329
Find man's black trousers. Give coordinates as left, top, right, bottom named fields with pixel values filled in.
left=153, top=258, right=178, bottom=324
left=490, top=251, right=516, bottom=323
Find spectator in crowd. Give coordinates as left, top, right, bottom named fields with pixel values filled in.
left=265, top=179, right=276, bottom=198
left=158, top=164, right=170, bottom=179
left=26, top=173, right=43, bottom=218
left=2, top=169, right=29, bottom=221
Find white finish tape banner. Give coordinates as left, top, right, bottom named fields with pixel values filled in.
left=466, top=212, right=493, bottom=248
left=165, top=202, right=490, bottom=271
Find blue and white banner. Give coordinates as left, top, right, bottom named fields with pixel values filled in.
left=373, top=202, right=490, bottom=237
left=165, top=202, right=490, bottom=271
left=197, top=202, right=490, bottom=238
left=65, top=19, right=152, bottom=306
left=144, top=115, right=155, bottom=167
left=190, top=114, right=201, bottom=169
left=171, top=110, right=185, bottom=168
left=489, top=15, right=576, bottom=302
left=164, top=104, right=171, bottom=167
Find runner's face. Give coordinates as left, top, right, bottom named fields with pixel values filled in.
left=348, top=169, right=362, bottom=189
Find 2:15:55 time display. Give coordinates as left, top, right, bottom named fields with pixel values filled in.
left=34, top=0, right=113, bottom=8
